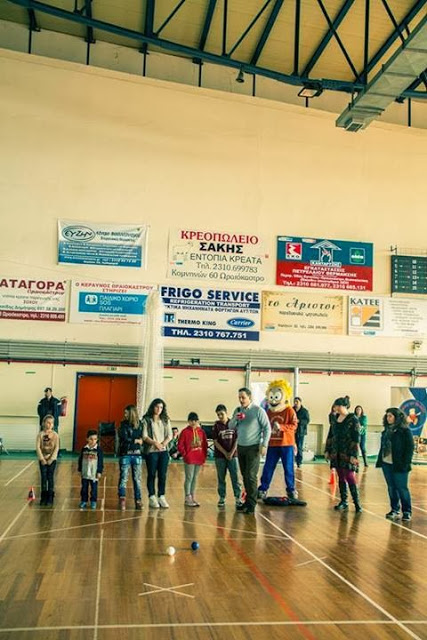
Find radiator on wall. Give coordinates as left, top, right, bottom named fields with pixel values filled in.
left=0, top=422, right=38, bottom=451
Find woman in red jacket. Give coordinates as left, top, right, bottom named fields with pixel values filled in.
left=178, top=412, right=208, bottom=507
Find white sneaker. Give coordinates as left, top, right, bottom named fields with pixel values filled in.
left=158, top=495, right=169, bottom=508
left=149, top=495, right=160, bottom=508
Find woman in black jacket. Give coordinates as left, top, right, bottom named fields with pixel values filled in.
left=376, top=407, right=414, bottom=522
left=325, top=396, right=362, bottom=513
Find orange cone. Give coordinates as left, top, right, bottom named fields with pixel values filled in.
left=328, top=469, right=336, bottom=485
left=27, top=486, right=36, bottom=502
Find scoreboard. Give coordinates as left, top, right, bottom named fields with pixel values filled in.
left=392, top=255, right=427, bottom=294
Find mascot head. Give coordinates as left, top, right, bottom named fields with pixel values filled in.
left=266, top=379, right=293, bottom=410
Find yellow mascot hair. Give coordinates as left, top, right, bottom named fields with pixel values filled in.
left=266, top=379, right=293, bottom=403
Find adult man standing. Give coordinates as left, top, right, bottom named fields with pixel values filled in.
left=37, top=388, right=62, bottom=432
left=293, top=397, right=310, bottom=468
left=229, top=387, right=271, bottom=515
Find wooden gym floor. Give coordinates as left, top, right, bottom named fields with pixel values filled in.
left=0, top=458, right=426, bottom=640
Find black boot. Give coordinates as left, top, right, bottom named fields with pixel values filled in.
left=362, top=452, right=368, bottom=467
left=46, top=491, right=55, bottom=507
left=349, top=484, right=362, bottom=513
left=39, top=490, right=48, bottom=506
left=334, top=482, right=348, bottom=510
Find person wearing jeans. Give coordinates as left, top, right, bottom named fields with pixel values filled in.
left=229, top=388, right=271, bottom=515
left=212, top=404, right=242, bottom=508
left=142, top=398, right=172, bottom=509
left=376, top=407, right=414, bottom=522
left=117, top=405, right=144, bottom=510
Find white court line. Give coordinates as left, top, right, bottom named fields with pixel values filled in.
left=296, top=557, right=327, bottom=568
left=0, top=503, right=29, bottom=544
left=0, top=512, right=282, bottom=543
left=412, top=505, right=427, bottom=514
left=297, top=473, right=427, bottom=542
left=139, top=582, right=195, bottom=599
left=259, top=513, right=423, bottom=640
left=4, top=461, right=34, bottom=487
left=0, top=620, right=426, bottom=633
left=93, top=476, right=107, bottom=640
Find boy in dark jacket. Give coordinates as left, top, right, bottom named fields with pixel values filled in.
left=78, top=429, right=104, bottom=509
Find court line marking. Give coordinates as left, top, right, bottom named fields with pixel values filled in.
left=259, top=513, right=423, bottom=640
left=0, top=503, right=29, bottom=543
left=412, top=505, right=427, bottom=514
left=296, top=557, right=327, bottom=567
left=93, top=476, right=106, bottom=640
left=296, top=473, right=427, bottom=542
left=214, top=518, right=317, bottom=640
left=4, top=461, right=35, bottom=486
left=0, top=512, right=284, bottom=542
left=0, top=620, right=426, bottom=633
left=139, top=582, right=195, bottom=599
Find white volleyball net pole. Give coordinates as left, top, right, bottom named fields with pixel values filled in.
left=137, top=289, right=165, bottom=417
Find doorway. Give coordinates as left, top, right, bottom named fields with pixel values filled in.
left=73, top=373, right=137, bottom=452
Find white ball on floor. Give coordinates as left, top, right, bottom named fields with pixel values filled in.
left=166, top=546, right=176, bottom=556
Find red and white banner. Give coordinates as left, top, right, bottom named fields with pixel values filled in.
left=0, top=277, right=67, bottom=322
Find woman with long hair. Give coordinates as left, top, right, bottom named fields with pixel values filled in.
left=117, top=404, right=144, bottom=511
left=325, top=396, right=362, bottom=513
left=142, top=398, right=173, bottom=508
left=354, top=405, right=368, bottom=467
left=376, top=407, right=414, bottom=521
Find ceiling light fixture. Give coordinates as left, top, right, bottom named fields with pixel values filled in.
left=236, top=68, right=245, bottom=83
left=298, top=82, right=323, bottom=98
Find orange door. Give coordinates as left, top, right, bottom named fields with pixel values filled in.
left=74, top=374, right=137, bottom=452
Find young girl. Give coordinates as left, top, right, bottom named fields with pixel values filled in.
left=142, top=398, right=173, bottom=509
left=178, top=412, right=208, bottom=507
left=376, top=407, right=414, bottom=521
left=325, top=396, right=362, bottom=513
left=354, top=405, right=368, bottom=467
left=36, top=414, right=59, bottom=506
left=117, top=405, right=144, bottom=511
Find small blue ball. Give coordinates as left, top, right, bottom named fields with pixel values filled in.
left=191, top=541, right=199, bottom=551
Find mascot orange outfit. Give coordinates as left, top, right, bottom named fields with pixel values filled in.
left=258, top=380, right=298, bottom=499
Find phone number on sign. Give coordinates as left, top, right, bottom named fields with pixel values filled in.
left=164, top=327, right=259, bottom=341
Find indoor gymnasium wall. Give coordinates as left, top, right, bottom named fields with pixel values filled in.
left=0, top=48, right=426, bottom=449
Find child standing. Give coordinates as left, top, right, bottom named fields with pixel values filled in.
left=212, top=404, right=243, bottom=508
left=78, top=429, right=104, bottom=509
left=36, top=414, right=59, bottom=506
left=178, top=412, right=208, bottom=507
left=117, top=405, right=144, bottom=511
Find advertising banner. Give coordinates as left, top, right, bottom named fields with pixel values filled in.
left=262, top=291, right=345, bottom=335
left=391, top=387, right=427, bottom=462
left=161, top=285, right=260, bottom=341
left=168, top=228, right=270, bottom=285
left=0, top=276, right=67, bottom=321
left=276, top=236, right=373, bottom=291
left=58, top=220, right=149, bottom=268
left=348, top=296, right=427, bottom=337
left=70, top=281, right=153, bottom=324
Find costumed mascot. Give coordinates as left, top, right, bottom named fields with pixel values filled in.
left=258, top=379, right=307, bottom=507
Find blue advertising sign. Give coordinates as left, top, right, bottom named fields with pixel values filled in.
left=58, top=220, right=148, bottom=268
left=161, top=285, right=260, bottom=341
left=70, top=281, right=153, bottom=324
